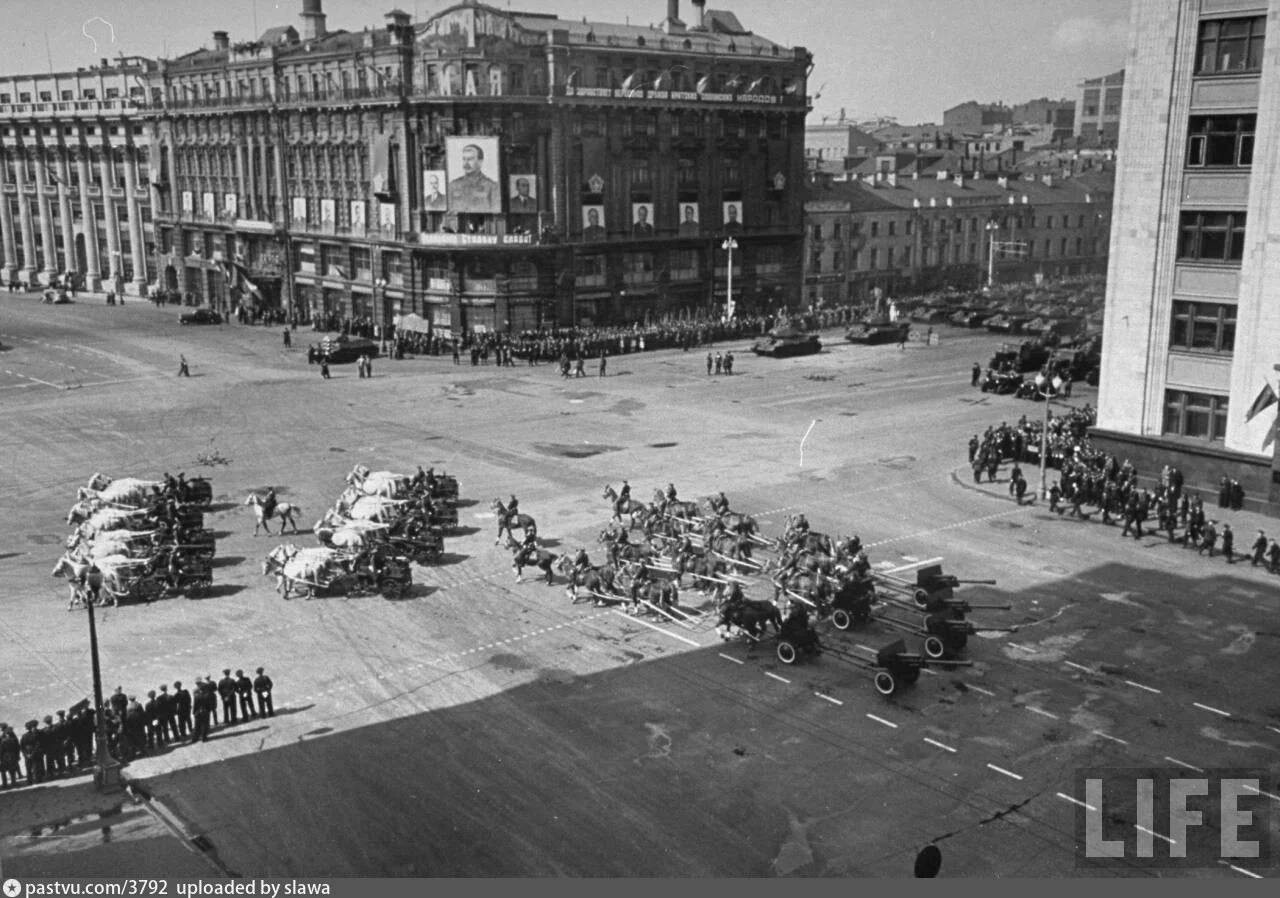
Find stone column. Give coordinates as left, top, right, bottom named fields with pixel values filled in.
left=121, top=145, right=147, bottom=291
left=245, top=135, right=259, bottom=220
left=56, top=148, right=76, bottom=281
left=98, top=147, right=123, bottom=285
left=33, top=146, right=58, bottom=280
left=75, top=148, right=102, bottom=290
left=0, top=150, right=19, bottom=281
left=14, top=150, right=38, bottom=283
left=271, top=142, right=285, bottom=223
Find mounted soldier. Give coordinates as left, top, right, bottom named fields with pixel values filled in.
left=665, top=483, right=679, bottom=504
left=261, top=487, right=278, bottom=522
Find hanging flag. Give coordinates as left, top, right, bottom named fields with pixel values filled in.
left=1245, top=382, right=1277, bottom=422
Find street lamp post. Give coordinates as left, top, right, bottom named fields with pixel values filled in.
left=1034, top=371, right=1065, bottom=500
left=722, top=237, right=738, bottom=320
left=984, top=221, right=1000, bottom=289
left=374, top=277, right=389, bottom=354
left=85, top=599, right=121, bottom=792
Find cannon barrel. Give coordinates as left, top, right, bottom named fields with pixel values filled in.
left=925, top=658, right=974, bottom=668
left=931, top=599, right=1013, bottom=612
left=952, top=578, right=998, bottom=585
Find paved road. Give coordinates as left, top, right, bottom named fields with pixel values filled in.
left=1, top=292, right=1276, bottom=877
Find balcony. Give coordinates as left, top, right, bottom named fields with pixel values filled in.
left=0, top=98, right=145, bottom=120
left=560, top=85, right=803, bottom=108
left=414, top=231, right=536, bottom=248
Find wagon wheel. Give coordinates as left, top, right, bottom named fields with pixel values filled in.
left=873, top=671, right=898, bottom=695
left=776, top=640, right=798, bottom=665
left=831, top=608, right=853, bottom=631
left=923, top=635, right=947, bottom=660
left=380, top=577, right=407, bottom=600
left=913, top=588, right=930, bottom=608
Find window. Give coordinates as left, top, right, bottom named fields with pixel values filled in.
left=1186, top=115, right=1255, bottom=167
left=677, top=158, right=698, bottom=187
left=1178, top=211, right=1246, bottom=262
left=886, top=247, right=895, bottom=268
left=869, top=220, right=878, bottom=237
left=832, top=250, right=843, bottom=271
left=869, top=247, right=878, bottom=269
left=1060, top=237, right=1068, bottom=257
left=1196, top=16, right=1266, bottom=74
left=721, top=158, right=740, bottom=185
left=887, top=220, right=895, bottom=236
left=105, top=87, right=120, bottom=100
left=901, top=246, right=912, bottom=266
left=669, top=249, right=699, bottom=277
left=811, top=224, right=822, bottom=241
left=576, top=254, right=606, bottom=286
left=1170, top=301, right=1236, bottom=353
left=622, top=251, right=655, bottom=282
left=832, top=222, right=842, bottom=239
left=905, top=219, right=913, bottom=236
left=1163, top=390, right=1229, bottom=441
left=1046, top=215, right=1053, bottom=230
left=630, top=160, right=651, bottom=190
left=810, top=251, right=821, bottom=273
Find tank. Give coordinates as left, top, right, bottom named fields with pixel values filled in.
left=846, top=318, right=910, bottom=345
left=751, top=325, right=821, bottom=357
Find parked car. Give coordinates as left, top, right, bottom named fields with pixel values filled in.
left=179, top=307, right=222, bottom=325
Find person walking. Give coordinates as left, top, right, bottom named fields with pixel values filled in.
left=971, top=363, right=981, bottom=387
left=598, top=351, right=607, bottom=378
left=365, top=354, right=373, bottom=378
left=1221, top=523, right=1234, bottom=563
left=320, top=357, right=331, bottom=379
left=357, top=355, right=367, bottom=379
left=1251, top=530, right=1268, bottom=566
left=706, top=352, right=713, bottom=376
left=178, top=355, right=190, bottom=377
left=282, top=328, right=292, bottom=348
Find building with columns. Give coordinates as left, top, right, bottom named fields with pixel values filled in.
left=0, top=58, right=158, bottom=292
left=1094, top=0, right=1280, bottom=514
left=143, top=0, right=810, bottom=331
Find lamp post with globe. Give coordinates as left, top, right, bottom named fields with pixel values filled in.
left=1034, top=370, right=1065, bottom=500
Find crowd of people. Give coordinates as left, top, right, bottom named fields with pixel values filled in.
left=967, top=412, right=1280, bottom=572
left=0, top=667, right=275, bottom=789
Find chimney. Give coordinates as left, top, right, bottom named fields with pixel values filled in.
left=691, top=0, right=706, bottom=28
left=300, top=0, right=327, bottom=41
left=213, top=31, right=230, bottom=51
left=664, top=0, right=685, bottom=32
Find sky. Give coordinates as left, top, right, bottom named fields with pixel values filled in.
left=0, top=0, right=1129, bottom=124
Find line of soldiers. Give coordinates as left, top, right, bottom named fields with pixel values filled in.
left=0, top=667, right=274, bottom=789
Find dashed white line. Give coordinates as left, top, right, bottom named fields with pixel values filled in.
left=1092, top=730, right=1129, bottom=745
left=814, top=692, right=842, bottom=705
left=1242, top=784, right=1280, bottom=803
left=718, top=653, right=744, bottom=665
left=1026, top=706, right=1059, bottom=720
left=765, top=672, right=791, bottom=684
left=986, top=763, right=1023, bottom=781
left=1124, top=679, right=1161, bottom=694
left=1219, top=862, right=1263, bottom=879
left=923, top=738, right=956, bottom=753
left=866, top=713, right=898, bottom=729
left=1056, top=792, right=1097, bottom=812
left=612, top=610, right=701, bottom=647
left=966, top=684, right=996, bottom=697
left=1192, top=701, right=1230, bottom=718
left=1164, top=756, right=1204, bottom=773
left=1064, top=661, right=1093, bottom=673
left=1134, top=824, right=1175, bottom=846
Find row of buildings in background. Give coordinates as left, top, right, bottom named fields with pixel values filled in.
left=0, top=0, right=810, bottom=331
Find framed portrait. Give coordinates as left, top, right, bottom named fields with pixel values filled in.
left=379, top=202, right=397, bottom=231
left=677, top=202, right=700, bottom=236
left=320, top=198, right=336, bottom=229
left=223, top=193, right=237, bottom=217
left=181, top=191, right=193, bottom=215
left=508, top=175, right=538, bottom=214
left=631, top=203, right=655, bottom=236
left=202, top=192, right=216, bottom=220
left=581, top=205, right=606, bottom=240
left=291, top=197, right=307, bottom=224
left=723, top=201, right=744, bottom=232
left=350, top=200, right=366, bottom=234
left=445, top=135, right=502, bottom=214
left=423, top=170, right=447, bottom=211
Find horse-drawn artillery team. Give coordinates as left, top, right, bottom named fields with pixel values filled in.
left=501, top=480, right=1013, bottom=696
left=55, top=472, right=218, bottom=607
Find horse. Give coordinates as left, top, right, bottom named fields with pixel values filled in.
left=78, top=477, right=161, bottom=507
left=717, top=598, right=782, bottom=641
left=674, top=552, right=728, bottom=598
left=625, top=578, right=680, bottom=615
left=66, top=497, right=121, bottom=525
left=603, top=485, right=648, bottom=528
left=652, top=490, right=701, bottom=525
left=244, top=493, right=301, bottom=536
left=262, top=544, right=341, bottom=599
left=512, top=544, right=558, bottom=584
left=554, top=557, right=622, bottom=604
left=705, top=494, right=731, bottom=516
left=717, top=511, right=759, bottom=538
left=491, top=499, right=537, bottom=545
left=52, top=553, right=98, bottom=610
left=346, top=466, right=412, bottom=499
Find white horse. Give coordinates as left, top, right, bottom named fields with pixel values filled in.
left=346, top=466, right=412, bottom=499
left=78, top=477, right=161, bottom=506
left=52, top=553, right=96, bottom=610
left=74, top=508, right=151, bottom=543
left=244, top=493, right=301, bottom=536
left=262, top=544, right=341, bottom=599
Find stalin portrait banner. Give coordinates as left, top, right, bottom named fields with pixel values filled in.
left=446, top=136, right=502, bottom=214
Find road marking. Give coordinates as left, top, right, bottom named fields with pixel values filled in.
left=1092, top=730, right=1129, bottom=745
left=613, top=610, right=701, bottom=647
left=923, top=738, right=956, bottom=753
left=1007, top=643, right=1034, bottom=653
left=1242, top=784, right=1280, bottom=803
left=1192, top=701, right=1230, bottom=718
left=1219, top=862, right=1263, bottom=880
left=1134, top=825, right=1175, bottom=846
left=1026, top=706, right=1058, bottom=720
left=966, top=684, right=996, bottom=697
left=1056, top=792, right=1097, bottom=812
left=866, top=713, right=898, bottom=729
left=1124, top=679, right=1161, bottom=694
left=765, top=672, right=790, bottom=684
left=1064, top=661, right=1093, bottom=673
left=814, top=692, right=842, bottom=705
left=987, top=763, right=1023, bottom=781
left=1164, top=756, right=1204, bottom=773
left=718, top=653, right=744, bottom=665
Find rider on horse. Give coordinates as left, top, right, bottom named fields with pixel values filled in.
left=516, top=529, right=538, bottom=566
left=262, top=487, right=278, bottom=521
left=571, top=547, right=590, bottom=574
left=666, top=483, right=678, bottom=503
left=711, top=491, right=729, bottom=515
left=724, top=580, right=745, bottom=607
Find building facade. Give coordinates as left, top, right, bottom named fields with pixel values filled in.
left=0, top=59, right=158, bottom=292
left=942, top=101, right=1013, bottom=133
left=803, top=170, right=1113, bottom=306
left=1095, top=0, right=1280, bottom=513
left=145, top=0, right=810, bottom=332
left=1075, top=69, right=1124, bottom=147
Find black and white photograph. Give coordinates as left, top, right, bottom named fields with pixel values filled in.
left=2, top=0, right=1279, bottom=886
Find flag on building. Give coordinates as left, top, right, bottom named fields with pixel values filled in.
left=1245, top=382, right=1278, bottom=422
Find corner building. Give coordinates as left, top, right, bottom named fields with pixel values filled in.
left=1096, top=0, right=1280, bottom=513
left=147, top=0, right=810, bottom=331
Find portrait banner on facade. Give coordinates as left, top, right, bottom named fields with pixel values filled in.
left=423, top=170, right=447, bottom=211
left=181, top=191, right=194, bottom=216
left=291, top=197, right=307, bottom=225
left=350, top=200, right=366, bottom=235
left=224, top=193, right=238, bottom=217
left=723, top=200, right=744, bottom=233
left=202, top=192, right=216, bottom=221
left=632, top=202, right=655, bottom=236
left=446, top=136, right=502, bottom=213
left=320, top=198, right=336, bottom=230
left=582, top=205, right=606, bottom=241
left=508, top=175, right=537, bottom=214
left=677, top=202, right=700, bottom=237
left=379, top=202, right=397, bottom=232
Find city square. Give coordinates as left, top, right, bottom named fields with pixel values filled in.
left=1, top=295, right=1276, bottom=876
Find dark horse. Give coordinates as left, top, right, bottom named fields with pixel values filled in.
left=512, top=544, right=558, bottom=584
left=491, top=498, right=537, bottom=546
left=718, top=599, right=783, bottom=641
